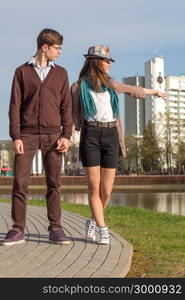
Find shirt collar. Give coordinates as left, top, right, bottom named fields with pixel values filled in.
left=28, top=57, right=55, bottom=68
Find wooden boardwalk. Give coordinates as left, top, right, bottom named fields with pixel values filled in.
left=0, top=202, right=133, bottom=278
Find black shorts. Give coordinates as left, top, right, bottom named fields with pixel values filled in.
left=80, top=124, right=119, bottom=168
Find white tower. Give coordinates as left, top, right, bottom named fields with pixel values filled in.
left=145, top=57, right=165, bottom=129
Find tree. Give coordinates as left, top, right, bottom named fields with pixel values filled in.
left=7, top=142, right=14, bottom=168
left=156, top=112, right=185, bottom=174
left=118, top=134, right=142, bottom=174
left=174, top=141, right=185, bottom=174
left=141, top=122, right=162, bottom=173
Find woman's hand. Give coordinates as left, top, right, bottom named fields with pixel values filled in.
left=155, top=90, right=166, bottom=100
left=144, top=88, right=166, bottom=100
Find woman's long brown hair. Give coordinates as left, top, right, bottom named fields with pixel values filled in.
left=78, top=58, right=114, bottom=92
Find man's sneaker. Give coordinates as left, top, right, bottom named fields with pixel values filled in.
left=85, top=218, right=96, bottom=241
left=49, top=227, right=71, bottom=245
left=1, top=228, right=25, bottom=246
left=99, top=226, right=110, bottom=245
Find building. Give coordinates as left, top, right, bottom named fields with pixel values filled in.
left=123, top=56, right=165, bottom=137
left=0, top=140, right=12, bottom=168
left=124, top=57, right=185, bottom=138
left=0, top=141, right=45, bottom=175
left=165, top=75, right=185, bottom=146
left=144, top=56, right=165, bottom=129
left=123, top=56, right=185, bottom=168
left=124, top=76, right=145, bottom=136
left=31, top=150, right=43, bottom=175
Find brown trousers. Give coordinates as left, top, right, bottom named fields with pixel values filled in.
left=11, top=133, right=63, bottom=232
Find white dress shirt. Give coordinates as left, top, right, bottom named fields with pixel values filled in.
left=28, top=57, right=55, bottom=81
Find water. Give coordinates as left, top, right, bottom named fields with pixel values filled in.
left=1, top=191, right=185, bottom=216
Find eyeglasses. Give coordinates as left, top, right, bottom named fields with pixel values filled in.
left=50, top=45, right=62, bottom=51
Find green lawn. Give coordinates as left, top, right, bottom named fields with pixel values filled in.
left=1, top=197, right=185, bottom=278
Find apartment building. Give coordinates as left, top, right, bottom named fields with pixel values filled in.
left=165, top=76, right=185, bottom=146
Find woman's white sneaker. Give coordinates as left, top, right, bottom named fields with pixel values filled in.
left=85, top=219, right=96, bottom=241
left=99, top=226, right=110, bottom=244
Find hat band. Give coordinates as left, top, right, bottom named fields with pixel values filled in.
left=84, top=54, right=115, bottom=62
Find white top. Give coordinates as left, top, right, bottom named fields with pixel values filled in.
left=86, top=90, right=116, bottom=122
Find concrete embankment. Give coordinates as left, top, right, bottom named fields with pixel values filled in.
left=1, top=175, right=185, bottom=194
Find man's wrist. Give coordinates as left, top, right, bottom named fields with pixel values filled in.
left=59, top=136, right=69, bottom=141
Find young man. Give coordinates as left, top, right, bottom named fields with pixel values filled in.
left=2, top=28, right=73, bottom=246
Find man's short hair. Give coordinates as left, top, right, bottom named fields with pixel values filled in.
left=37, top=28, right=63, bottom=49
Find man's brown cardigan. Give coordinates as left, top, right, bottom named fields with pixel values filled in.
left=9, top=63, right=72, bottom=141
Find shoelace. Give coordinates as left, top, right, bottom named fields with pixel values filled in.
left=87, top=221, right=96, bottom=235
left=100, top=229, right=109, bottom=239
left=87, top=224, right=95, bottom=234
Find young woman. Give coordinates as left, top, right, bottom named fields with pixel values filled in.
left=71, top=45, right=166, bottom=244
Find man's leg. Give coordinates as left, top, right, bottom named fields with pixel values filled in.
left=1, top=135, right=38, bottom=246
left=42, top=134, right=70, bottom=245
left=12, top=134, right=38, bottom=232
left=41, top=134, right=62, bottom=229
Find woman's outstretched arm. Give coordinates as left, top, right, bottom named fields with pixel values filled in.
left=143, top=88, right=166, bottom=100
left=111, top=79, right=166, bottom=100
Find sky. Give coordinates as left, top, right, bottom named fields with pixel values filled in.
left=0, top=0, right=185, bottom=140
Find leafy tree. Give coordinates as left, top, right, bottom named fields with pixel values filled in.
left=141, top=122, right=162, bottom=173
left=118, top=134, right=142, bottom=174
left=156, top=112, right=185, bottom=174
left=174, top=141, right=185, bottom=173
left=7, top=142, right=14, bottom=168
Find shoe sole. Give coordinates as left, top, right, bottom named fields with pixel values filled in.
left=98, top=239, right=110, bottom=245
left=1, top=239, right=25, bottom=246
left=85, top=235, right=96, bottom=242
left=49, top=240, right=71, bottom=245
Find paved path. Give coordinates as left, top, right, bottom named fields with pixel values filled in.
left=0, top=202, right=133, bottom=278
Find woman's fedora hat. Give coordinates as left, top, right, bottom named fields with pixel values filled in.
left=84, top=45, right=115, bottom=62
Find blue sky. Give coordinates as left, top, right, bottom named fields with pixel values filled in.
left=1, top=0, right=185, bottom=140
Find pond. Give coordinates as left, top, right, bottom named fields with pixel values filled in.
left=1, top=191, right=185, bottom=217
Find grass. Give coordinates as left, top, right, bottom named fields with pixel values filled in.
left=0, top=197, right=185, bottom=278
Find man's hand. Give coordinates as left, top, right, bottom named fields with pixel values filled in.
left=14, top=139, right=24, bottom=154
left=55, top=137, right=69, bottom=154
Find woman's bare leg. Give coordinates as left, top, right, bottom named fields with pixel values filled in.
left=85, top=166, right=105, bottom=227
left=100, top=168, right=116, bottom=209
